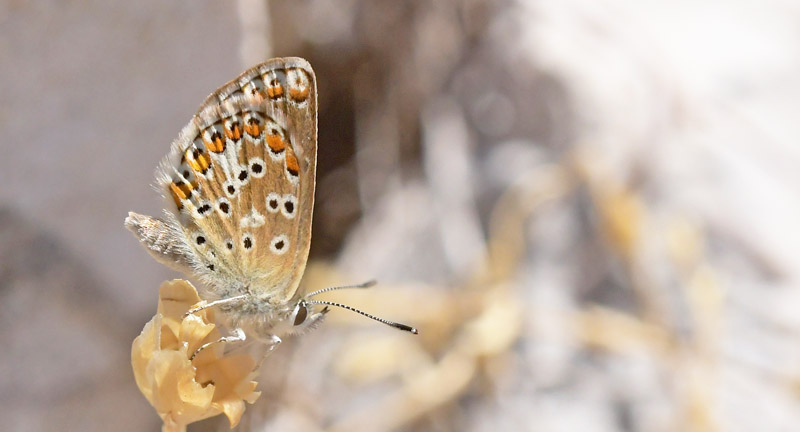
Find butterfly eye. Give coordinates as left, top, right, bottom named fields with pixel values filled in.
left=293, top=301, right=308, bottom=326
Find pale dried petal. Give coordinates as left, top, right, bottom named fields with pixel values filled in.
left=131, top=280, right=261, bottom=431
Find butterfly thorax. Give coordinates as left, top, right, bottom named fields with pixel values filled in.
left=216, top=297, right=293, bottom=340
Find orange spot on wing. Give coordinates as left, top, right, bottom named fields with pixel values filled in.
left=177, top=181, right=195, bottom=197
left=203, top=130, right=226, bottom=153
left=289, top=87, right=309, bottom=102
left=267, top=134, right=286, bottom=154
left=267, top=85, right=284, bottom=99
left=285, top=148, right=300, bottom=177
left=168, top=187, right=183, bottom=210
left=244, top=119, right=261, bottom=137
left=184, top=148, right=211, bottom=173
left=197, top=154, right=210, bottom=172
left=225, top=121, right=242, bottom=141
left=168, top=181, right=195, bottom=209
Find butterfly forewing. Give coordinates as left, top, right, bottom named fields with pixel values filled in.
left=157, top=58, right=317, bottom=305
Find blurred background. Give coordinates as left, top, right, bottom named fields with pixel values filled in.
left=3, top=0, right=800, bottom=430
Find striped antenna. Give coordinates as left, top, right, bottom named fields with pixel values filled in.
left=306, top=279, right=377, bottom=298
left=307, top=299, right=418, bottom=334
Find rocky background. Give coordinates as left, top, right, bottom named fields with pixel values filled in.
left=3, top=0, right=800, bottom=431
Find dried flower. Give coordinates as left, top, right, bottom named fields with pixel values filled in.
left=132, top=280, right=260, bottom=432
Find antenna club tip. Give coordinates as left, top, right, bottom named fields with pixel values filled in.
left=395, top=323, right=418, bottom=334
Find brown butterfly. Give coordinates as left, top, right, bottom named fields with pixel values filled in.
left=126, top=57, right=416, bottom=354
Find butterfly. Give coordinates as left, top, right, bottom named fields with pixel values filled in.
left=126, top=57, right=415, bottom=353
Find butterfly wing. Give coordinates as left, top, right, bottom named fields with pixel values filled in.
left=139, top=58, right=317, bottom=306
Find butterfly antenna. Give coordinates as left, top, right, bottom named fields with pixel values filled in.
left=306, top=279, right=377, bottom=298
left=307, top=299, right=418, bottom=334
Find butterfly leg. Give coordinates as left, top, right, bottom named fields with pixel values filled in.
left=254, top=335, right=282, bottom=370
left=190, top=328, right=247, bottom=360
left=184, top=294, right=248, bottom=317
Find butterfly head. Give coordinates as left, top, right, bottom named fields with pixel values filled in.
left=284, top=298, right=329, bottom=335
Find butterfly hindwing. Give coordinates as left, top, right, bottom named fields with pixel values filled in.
left=153, top=58, right=317, bottom=304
